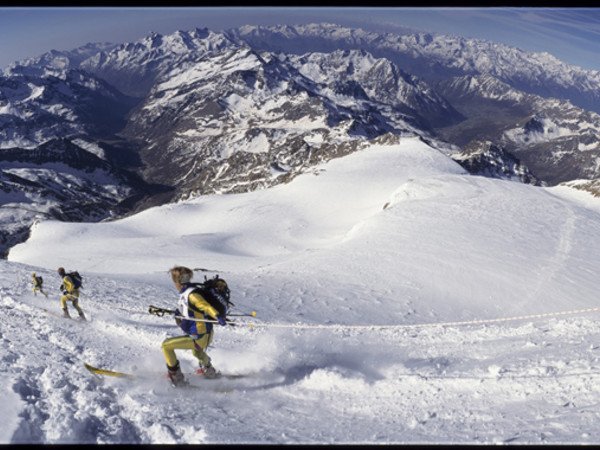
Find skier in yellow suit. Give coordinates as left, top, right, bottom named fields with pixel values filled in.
left=32, top=273, right=48, bottom=297
left=57, top=267, right=86, bottom=321
left=162, top=266, right=227, bottom=386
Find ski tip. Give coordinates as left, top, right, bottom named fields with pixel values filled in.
left=83, top=362, right=96, bottom=370
left=83, top=362, right=137, bottom=380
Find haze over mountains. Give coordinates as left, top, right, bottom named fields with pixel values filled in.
left=1, top=22, right=600, bottom=256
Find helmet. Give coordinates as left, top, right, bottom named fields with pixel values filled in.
left=57, top=267, right=65, bottom=276
left=32, top=273, right=36, bottom=277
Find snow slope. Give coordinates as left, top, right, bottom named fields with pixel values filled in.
left=3, top=138, right=600, bottom=444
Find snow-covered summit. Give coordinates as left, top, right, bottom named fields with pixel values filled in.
left=226, top=23, right=600, bottom=114
left=3, top=42, right=118, bottom=75
left=3, top=21, right=600, bottom=262
left=78, top=28, right=239, bottom=98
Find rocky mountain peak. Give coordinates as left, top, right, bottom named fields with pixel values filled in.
left=2, top=22, right=600, bottom=257
left=452, top=140, right=543, bottom=186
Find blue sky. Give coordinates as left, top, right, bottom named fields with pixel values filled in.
left=1, top=7, right=599, bottom=71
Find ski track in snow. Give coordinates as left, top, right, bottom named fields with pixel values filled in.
left=2, top=141, right=600, bottom=444
left=527, top=202, right=576, bottom=303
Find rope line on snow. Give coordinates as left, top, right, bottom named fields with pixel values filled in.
left=241, top=306, right=600, bottom=330
left=134, top=303, right=600, bottom=330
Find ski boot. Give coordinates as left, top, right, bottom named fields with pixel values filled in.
left=196, top=361, right=219, bottom=379
left=62, top=308, right=71, bottom=319
left=78, top=312, right=87, bottom=321
left=166, top=362, right=186, bottom=387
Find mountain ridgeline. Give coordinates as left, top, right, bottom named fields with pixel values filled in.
left=1, top=23, right=600, bottom=256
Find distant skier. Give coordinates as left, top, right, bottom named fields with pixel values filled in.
left=32, top=273, right=48, bottom=297
left=57, top=267, right=86, bottom=321
left=162, top=266, right=227, bottom=387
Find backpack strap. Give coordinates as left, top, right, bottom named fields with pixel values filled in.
left=179, top=285, right=217, bottom=316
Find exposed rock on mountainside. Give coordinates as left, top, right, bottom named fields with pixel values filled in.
left=225, top=23, right=600, bottom=114
left=451, top=141, right=543, bottom=186
left=562, top=179, right=600, bottom=198
left=433, top=74, right=600, bottom=185
left=225, top=24, right=600, bottom=187
left=0, top=65, right=137, bottom=148
left=118, top=46, right=462, bottom=197
left=2, top=22, right=600, bottom=256
left=79, top=29, right=236, bottom=98
left=0, top=138, right=161, bottom=257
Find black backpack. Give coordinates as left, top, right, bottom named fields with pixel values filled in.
left=68, top=271, right=83, bottom=289
left=189, top=275, right=232, bottom=318
left=35, top=276, right=43, bottom=285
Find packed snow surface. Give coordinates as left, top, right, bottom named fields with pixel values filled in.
left=3, top=139, right=600, bottom=444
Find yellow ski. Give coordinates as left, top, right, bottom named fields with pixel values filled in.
left=83, top=362, right=138, bottom=380
left=83, top=362, right=240, bottom=392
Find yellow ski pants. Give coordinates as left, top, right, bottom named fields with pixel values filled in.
left=161, top=331, right=213, bottom=368
left=61, top=293, right=84, bottom=315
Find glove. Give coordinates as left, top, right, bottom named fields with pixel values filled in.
left=217, top=315, right=227, bottom=326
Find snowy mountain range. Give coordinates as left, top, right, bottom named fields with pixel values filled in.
left=3, top=22, right=600, bottom=445
left=2, top=22, right=600, bottom=256
left=227, top=23, right=600, bottom=114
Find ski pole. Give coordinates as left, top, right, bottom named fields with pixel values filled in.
left=148, top=305, right=239, bottom=326
left=148, top=305, right=176, bottom=317
left=228, top=311, right=256, bottom=318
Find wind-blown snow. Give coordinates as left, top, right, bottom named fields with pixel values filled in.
left=3, top=139, right=600, bottom=444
